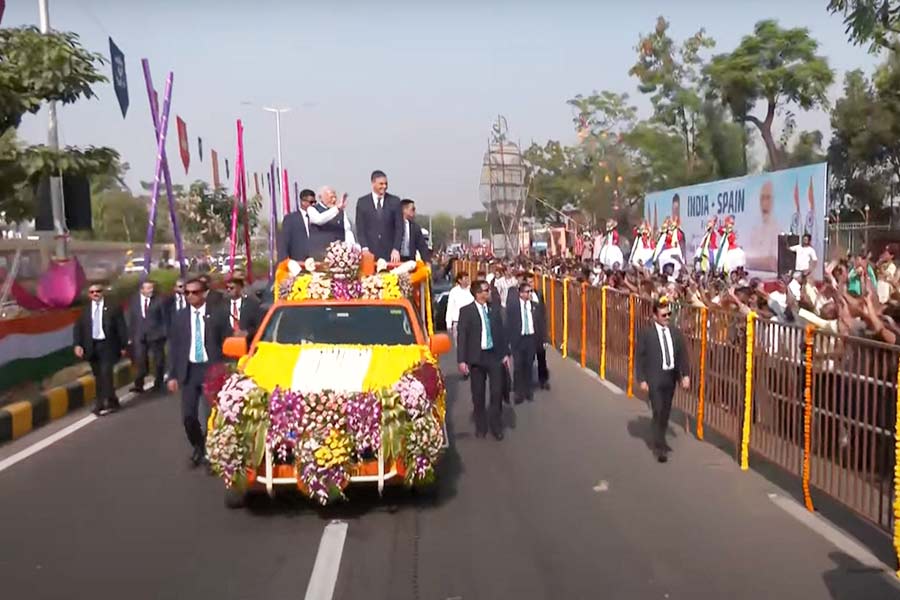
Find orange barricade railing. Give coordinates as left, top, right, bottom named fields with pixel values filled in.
left=451, top=261, right=899, bottom=546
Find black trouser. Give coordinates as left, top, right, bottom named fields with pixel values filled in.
left=470, top=350, right=504, bottom=435
left=134, top=338, right=165, bottom=389
left=181, top=362, right=209, bottom=450
left=536, top=345, right=549, bottom=384
left=89, top=341, right=117, bottom=411
left=649, top=375, right=676, bottom=449
left=513, top=335, right=537, bottom=399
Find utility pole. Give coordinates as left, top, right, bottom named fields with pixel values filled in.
left=38, top=0, right=67, bottom=259
left=263, top=106, right=290, bottom=215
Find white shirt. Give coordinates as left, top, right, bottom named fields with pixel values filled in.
left=189, top=304, right=209, bottom=363
left=445, top=284, right=474, bottom=329
left=475, top=301, right=491, bottom=349
left=174, top=293, right=186, bottom=312
left=229, top=297, right=242, bottom=329
left=654, top=322, right=674, bottom=371
left=496, top=276, right=517, bottom=308
left=402, top=220, right=411, bottom=256
left=307, top=203, right=356, bottom=244
left=140, top=293, right=150, bottom=318
left=790, top=245, right=818, bottom=272
left=371, top=192, right=384, bottom=210
left=520, top=299, right=533, bottom=335
left=92, top=300, right=106, bottom=340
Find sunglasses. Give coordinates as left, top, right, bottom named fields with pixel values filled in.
left=185, top=289, right=204, bottom=296
left=659, top=312, right=671, bottom=318
left=89, top=289, right=103, bottom=295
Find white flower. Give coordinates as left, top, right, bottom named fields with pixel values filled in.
left=376, top=258, right=388, bottom=273
left=304, top=257, right=316, bottom=272
left=390, top=261, right=417, bottom=275
left=288, top=260, right=302, bottom=276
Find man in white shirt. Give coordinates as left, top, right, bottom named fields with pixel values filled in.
left=445, top=272, right=474, bottom=342
left=308, top=186, right=355, bottom=257
left=790, top=234, right=818, bottom=274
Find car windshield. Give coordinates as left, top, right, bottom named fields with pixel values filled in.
left=260, top=304, right=417, bottom=345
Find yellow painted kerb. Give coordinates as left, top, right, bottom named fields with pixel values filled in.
left=78, top=375, right=96, bottom=406
left=4, top=401, right=33, bottom=439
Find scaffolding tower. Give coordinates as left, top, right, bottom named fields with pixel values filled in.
left=479, top=116, right=528, bottom=257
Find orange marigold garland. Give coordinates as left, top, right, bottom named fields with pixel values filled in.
left=627, top=294, right=635, bottom=397
left=696, top=307, right=708, bottom=440
left=740, top=311, right=756, bottom=471
left=802, top=325, right=815, bottom=512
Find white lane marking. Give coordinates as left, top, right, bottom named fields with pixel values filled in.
left=304, top=520, right=349, bottom=600
left=767, top=493, right=891, bottom=572
left=0, top=383, right=142, bottom=475
left=592, top=480, right=610, bottom=493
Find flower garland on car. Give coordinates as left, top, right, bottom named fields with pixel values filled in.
left=205, top=373, right=269, bottom=489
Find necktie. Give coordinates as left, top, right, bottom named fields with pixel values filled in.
left=303, top=211, right=310, bottom=236
left=193, top=310, right=204, bottom=363
left=92, top=302, right=102, bottom=339
left=231, top=300, right=239, bottom=330
left=662, top=327, right=672, bottom=369
left=376, top=197, right=383, bottom=211
left=523, top=301, right=531, bottom=335
left=481, top=304, right=493, bottom=350
left=402, top=222, right=410, bottom=256
left=177, top=295, right=183, bottom=311
left=143, top=297, right=149, bottom=318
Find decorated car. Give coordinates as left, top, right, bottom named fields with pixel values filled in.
left=205, top=241, right=452, bottom=508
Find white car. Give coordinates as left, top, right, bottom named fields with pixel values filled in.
left=123, top=257, right=146, bottom=274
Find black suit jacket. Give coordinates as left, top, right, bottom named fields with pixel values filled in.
left=278, top=210, right=311, bottom=262
left=166, top=303, right=230, bottom=384
left=400, top=218, right=432, bottom=262
left=456, top=301, right=510, bottom=366
left=74, top=301, right=128, bottom=361
left=505, top=294, right=547, bottom=349
left=161, top=294, right=188, bottom=334
left=225, top=294, right=263, bottom=341
left=128, top=294, right=164, bottom=344
left=635, top=323, right=689, bottom=387
left=355, top=193, right=404, bottom=260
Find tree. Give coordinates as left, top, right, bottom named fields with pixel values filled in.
left=706, top=20, right=834, bottom=170
left=629, top=17, right=715, bottom=176
left=828, top=0, right=900, bottom=50
left=0, top=27, right=118, bottom=221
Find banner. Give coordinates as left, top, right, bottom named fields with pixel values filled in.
left=643, top=163, right=827, bottom=276
left=176, top=116, right=190, bottom=174
left=198, top=137, right=203, bottom=162
left=211, top=149, right=220, bottom=188
left=109, top=38, right=129, bottom=118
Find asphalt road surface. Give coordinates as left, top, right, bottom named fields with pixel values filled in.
left=2, top=351, right=900, bottom=600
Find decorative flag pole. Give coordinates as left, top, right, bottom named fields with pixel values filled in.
left=238, top=121, right=253, bottom=282
left=142, top=59, right=186, bottom=277
left=282, top=168, right=290, bottom=217
left=269, top=162, right=278, bottom=279
left=140, top=71, right=174, bottom=280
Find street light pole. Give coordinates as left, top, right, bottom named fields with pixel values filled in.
left=263, top=106, right=290, bottom=215
left=38, top=0, right=67, bottom=259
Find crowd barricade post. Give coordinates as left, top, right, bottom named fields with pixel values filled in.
left=740, top=311, right=757, bottom=471
left=696, top=307, right=708, bottom=440
left=600, top=286, right=607, bottom=379
left=549, top=278, right=556, bottom=347
left=803, top=325, right=815, bottom=512
left=627, top=295, right=635, bottom=398
left=581, top=281, right=588, bottom=369
left=893, top=356, right=900, bottom=574
left=561, top=278, right=569, bottom=358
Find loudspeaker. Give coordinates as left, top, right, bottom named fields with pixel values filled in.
left=34, top=175, right=92, bottom=231
left=777, top=234, right=800, bottom=276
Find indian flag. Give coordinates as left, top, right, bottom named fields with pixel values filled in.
left=0, top=309, right=81, bottom=391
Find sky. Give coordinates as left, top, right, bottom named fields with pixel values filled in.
left=6, top=0, right=881, bottom=217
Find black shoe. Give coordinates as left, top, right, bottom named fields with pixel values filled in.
left=190, top=446, right=204, bottom=468
left=539, top=381, right=551, bottom=390
left=514, top=396, right=525, bottom=405
left=657, top=453, right=668, bottom=463
left=91, top=407, right=103, bottom=417
left=526, top=393, right=534, bottom=401
left=105, top=400, right=121, bottom=413
left=129, top=384, right=144, bottom=393
left=492, top=431, right=504, bottom=441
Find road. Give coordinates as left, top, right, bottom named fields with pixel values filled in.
left=1, top=351, right=899, bottom=599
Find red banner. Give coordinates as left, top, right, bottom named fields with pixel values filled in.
left=176, top=116, right=190, bottom=174
left=211, top=149, right=220, bottom=188
left=0, top=1, right=6, bottom=25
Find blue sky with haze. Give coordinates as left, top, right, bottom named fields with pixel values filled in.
left=6, top=0, right=879, bottom=216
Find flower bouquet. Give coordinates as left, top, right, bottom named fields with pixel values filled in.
left=324, top=241, right=362, bottom=279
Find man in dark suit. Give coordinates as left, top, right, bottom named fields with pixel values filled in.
left=278, top=188, right=315, bottom=262
left=128, top=280, right=165, bottom=393
left=505, top=280, right=547, bottom=403
left=506, top=271, right=550, bottom=390
left=224, top=274, right=262, bottom=342
left=399, top=199, right=431, bottom=262
left=457, top=279, right=511, bottom=440
left=73, top=283, right=128, bottom=415
left=161, top=278, right=187, bottom=335
left=166, top=276, right=231, bottom=467
left=355, top=170, right=404, bottom=262
left=635, top=297, right=690, bottom=462
left=198, top=273, right=224, bottom=307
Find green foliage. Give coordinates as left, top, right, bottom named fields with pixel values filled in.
left=0, top=26, right=118, bottom=222
left=828, top=0, right=900, bottom=50
left=706, top=20, right=834, bottom=169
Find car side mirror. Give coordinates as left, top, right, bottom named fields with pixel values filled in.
left=429, top=333, right=451, bottom=356
left=223, top=336, right=248, bottom=359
